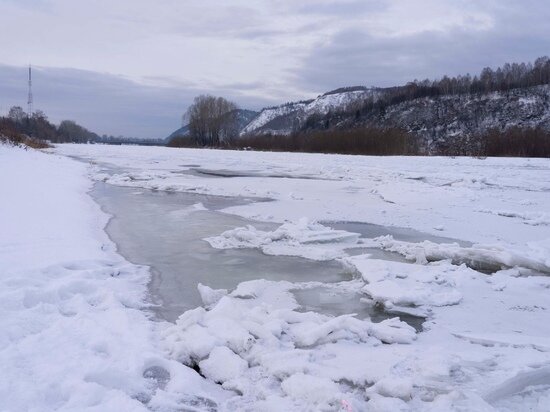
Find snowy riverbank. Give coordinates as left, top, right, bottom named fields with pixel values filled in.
left=0, top=145, right=226, bottom=411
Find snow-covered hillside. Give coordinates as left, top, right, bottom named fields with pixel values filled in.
left=170, top=84, right=550, bottom=150
left=237, top=85, right=550, bottom=154
left=361, top=85, right=550, bottom=152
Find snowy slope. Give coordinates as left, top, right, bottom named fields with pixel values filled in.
left=241, top=85, right=550, bottom=152
left=241, top=88, right=379, bottom=136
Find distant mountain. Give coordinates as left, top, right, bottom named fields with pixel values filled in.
left=234, top=109, right=259, bottom=131
left=165, top=124, right=190, bottom=141
left=235, top=57, right=550, bottom=153
left=169, top=57, right=550, bottom=153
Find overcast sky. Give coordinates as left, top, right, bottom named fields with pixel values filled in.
left=1, top=0, right=549, bottom=138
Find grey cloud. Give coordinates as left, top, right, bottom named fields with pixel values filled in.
left=294, top=0, right=389, bottom=16
left=292, top=2, right=550, bottom=92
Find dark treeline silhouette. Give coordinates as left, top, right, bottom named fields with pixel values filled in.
left=343, top=56, right=550, bottom=118
left=481, top=127, right=550, bottom=158
left=166, top=135, right=198, bottom=148
left=1, top=106, right=163, bottom=146
left=234, top=128, right=418, bottom=155
left=0, top=116, right=51, bottom=148
left=323, top=86, right=369, bottom=96
left=169, top=127, right=419, bottom=155
left=94, top=135, right=166, bottom=146
left=0, top=108, right=55, bottom=148
left=57, top=120, right=99, bottom=143
left=435, top=127, right=550, bottom=157
left=168, top=125, right=550, bottom=158
left=1, top=106, right=98, bottom=144
left=186, top=95, right=239, bottom=146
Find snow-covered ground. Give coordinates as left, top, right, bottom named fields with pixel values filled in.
left=3, top=142, right=550, bottom=411
left=0, top=145, right=227, bottom=411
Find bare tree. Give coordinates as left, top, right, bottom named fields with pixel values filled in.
left=8, top=106, right=26, bottom=124
left=186, top=95, right=238, bottom=146
left=57, top=120, right=97, bottom=143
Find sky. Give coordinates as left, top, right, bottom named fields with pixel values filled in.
left=0, top=0, right=549, bottom=139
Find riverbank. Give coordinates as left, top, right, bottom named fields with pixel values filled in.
left=0, top=144, right=225, bottom=411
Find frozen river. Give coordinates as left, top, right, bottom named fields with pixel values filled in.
left=92, top=181, right=433, bottom=328
left=54, top=144, right=550, bottom=411
left=93, top=182, right=353, bottom=321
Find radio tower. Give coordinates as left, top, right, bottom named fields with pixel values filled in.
left=27, top=65, right=33, bottom=118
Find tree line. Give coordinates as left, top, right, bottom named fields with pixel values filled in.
left=1, top=106, right=99, bottom=144
left=0, top=106, right=158, bottom=146
left=232, top=128, right=418, bottom=155
left=346, top=56, right=550, bottom=117
left=185, top=95, right=239, bottom=146
left=171, top=124, right=550, bottom=158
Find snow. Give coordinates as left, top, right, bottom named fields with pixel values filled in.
left=206, top=218, right=361, bottom=260
left=0, top=145, right=226, bottom=411
left=199, top=346, right=249, bottom=383
left=365, top=236, right=550, bottom=274
left=55, top=144, right=550, bottom=249
left=343, top=256, right=463, bottom=307
left=280, top=373, right=340, bottom=406
left=5, top=142, right=550, bottom=411
left=240, top=102, right=309, bottom=135
left=367, top=376, right=414, bottom=401
left=162, top=278, right=416, bottom=409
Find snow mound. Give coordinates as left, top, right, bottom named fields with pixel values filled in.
left=199, top=346, right=248, bottom=383
left=367, top=377, right=414, bottom=401
left=368, top=235, right=550, bottom=274
left=483, top=366, right=550, bottom=404
left=206, top=218, right=360, bottom=260
left=198, top=283, right=228, bottom=308
left=348, top=257, right=463, bottom=308
left=281, top=373, right=340, bottom=406
left=162, top=280, right=416, bottom=409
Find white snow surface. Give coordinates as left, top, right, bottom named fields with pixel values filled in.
left=0, top=145, right=226, bottom=411
left=206, top=217, right=361, bottom=261
left=8, top=143, right=550, bottom=411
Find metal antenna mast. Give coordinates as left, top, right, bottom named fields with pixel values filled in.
left=27, top=65, right=33, bottom=117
